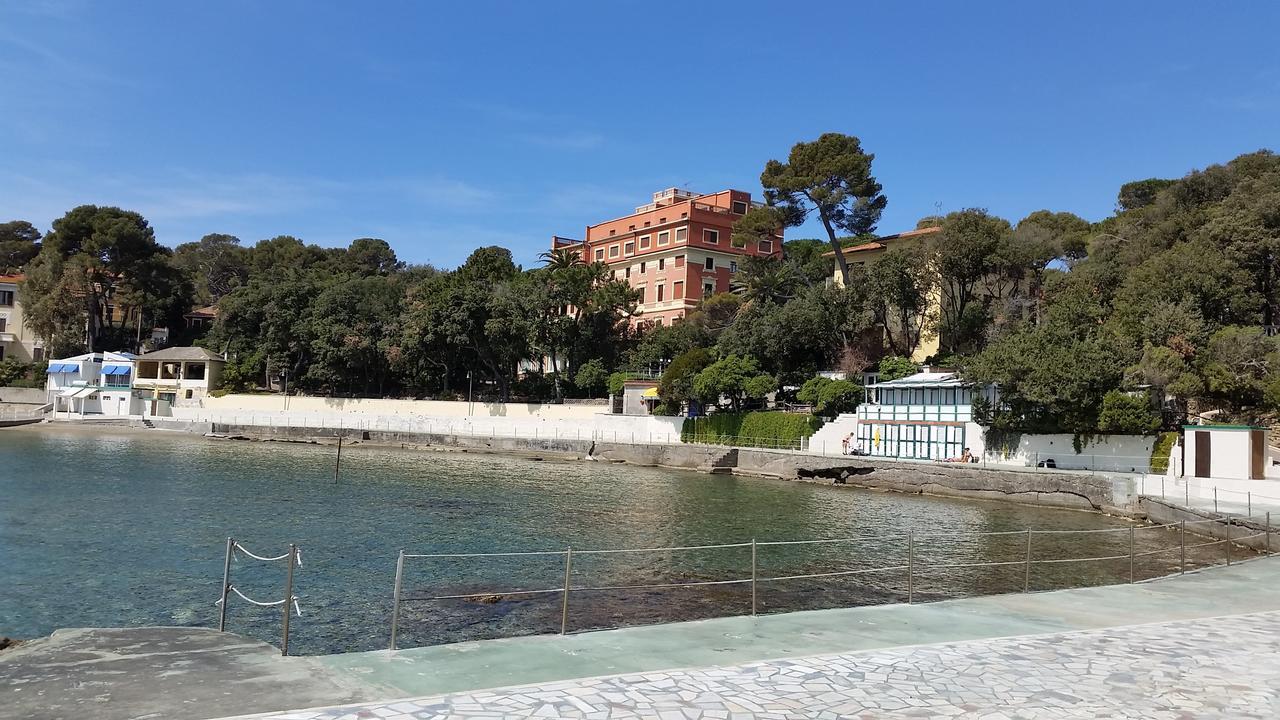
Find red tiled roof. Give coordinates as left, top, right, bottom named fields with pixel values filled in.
left=0, top=274, right=25, bottom=283
left=822, top=225, right=941, bottom=257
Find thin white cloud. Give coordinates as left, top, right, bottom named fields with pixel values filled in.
left=513, top=131, right=605, bottom=151
left=399, top=177, right=499, bottom=208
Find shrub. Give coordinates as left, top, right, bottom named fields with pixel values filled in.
left=575, top=359, right=609, bottom=398
left=658, top=348, right=712, bottom=406
left=796, top=376, right=831, bottom=407
left=795, top=375, right=862, bottom=417
left=1149, top=431, right=1178, bottom=473
left=816, top=379, right=862, bottom=417
left=877, top=356, right=916, bottom=382
left=1097, top=390, right=1162, bottom=434
left=692, top=355, right=760, bottom=410
left=607, top=371, right=629, bottom=397
left=0, top=359, right=28, bottom=387
left=681, top=411, right=821, bottom=449
left=744, top=374, right=778, bottom=403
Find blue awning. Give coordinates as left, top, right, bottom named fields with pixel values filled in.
left=102, top=364, right=132, bottom=375
left=46, top=362, right=78, bottom=373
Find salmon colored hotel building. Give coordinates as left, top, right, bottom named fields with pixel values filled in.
left=551, top=187, right=783, bottom=326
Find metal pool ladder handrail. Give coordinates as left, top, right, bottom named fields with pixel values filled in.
left=216, top=538, right=302, bottom=655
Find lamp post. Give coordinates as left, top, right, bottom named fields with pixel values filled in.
left=467, top=370, right=474, bottom=416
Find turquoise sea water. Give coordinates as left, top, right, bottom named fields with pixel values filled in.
left=0, top=427, right=1210, bottom=654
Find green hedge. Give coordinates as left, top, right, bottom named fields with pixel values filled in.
left=682, top=411, right=821, bottom=450
left=1149, top=431, right=1177, bottom=474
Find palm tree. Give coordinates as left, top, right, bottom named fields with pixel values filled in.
left=731, top=256, right=798, bottom=305
left=538, top=247, right=585, bottom=270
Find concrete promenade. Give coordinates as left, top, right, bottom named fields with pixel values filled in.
left=7, top=556, right=1268, bottom=720
left=227, top=610, right=1280, bottom=718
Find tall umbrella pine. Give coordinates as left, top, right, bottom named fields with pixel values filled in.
left=758, top=133, right=888, bottom=287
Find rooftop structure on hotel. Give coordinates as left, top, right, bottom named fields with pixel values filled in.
left=552, top=187, right=782, bottom=326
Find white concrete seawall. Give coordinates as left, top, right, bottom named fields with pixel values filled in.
left=176, top=395, right=686, bottom=444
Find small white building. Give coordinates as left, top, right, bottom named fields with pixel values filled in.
left=133, top=346, right=226, bottom=410
left=1182, top=425, right=1267, bottom=481
left=618, top=380, right=660, bottom=416
left=854, top=372, right=995, bottom=461
left=45, top=351, right=144, bottom=417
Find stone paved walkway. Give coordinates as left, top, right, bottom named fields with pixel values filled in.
left=229, top=610, right=1280, bottom=719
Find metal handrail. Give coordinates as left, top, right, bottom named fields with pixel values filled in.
left=385, top=511, right=1277, bottom=651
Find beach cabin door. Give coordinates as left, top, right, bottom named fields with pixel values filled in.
left=1251, top=430, right=1265, bottom=479
left=1193, top=431, right=1211, bottom=478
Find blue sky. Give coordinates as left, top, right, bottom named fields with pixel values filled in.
left=1, top=1, right=1276, bottom=268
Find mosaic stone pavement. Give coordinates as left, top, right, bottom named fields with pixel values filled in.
left=242, top=610, right=1280, bottom=719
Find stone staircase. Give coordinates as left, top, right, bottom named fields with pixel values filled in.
left=807, top=413, right=859, bottom=455
left=697, top=447, right=739, bottom=474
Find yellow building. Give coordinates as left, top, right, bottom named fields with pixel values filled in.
left=0, top=274, right=47, bottom=363
left=826, top=226, right=942, bottom=363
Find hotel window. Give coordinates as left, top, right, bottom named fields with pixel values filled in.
left=659, top=217, right=666, bottom=223
left=0, top=290, right=12, bottom=306
left=610, top=229, right=616, bottom=236
left=595, top=248, right=605, bottom=261
left=639, top=261, right=646, bottom=274
left=624, top=241, right=635, bottom=255
left=639, top=235, right=651, bottom=249
left=673, top=281, right=684, bottom=299
left=657, top=284, right=664, bottom=301
left=681, top=212, right=688, bottom=218
left=675, top=227, right=687, bottom=242
left=0, top=316, right=6, bottom=332
left=33, top=347, right=43, bottom=362
left=674, top=255, right=685, bottom=267
left=609, top=245, right=619, bottom=258
left=732, top=200, right=747, bottom=214
left=654, top=318, right=663, bottom=327
left=704, top=257, right=715, bottom=270
left=625, top=267, right=631, bottom=278
left=657, top=231, right=669, bottom=246
left=703, top=283, right=714, bottom=296
left=637, top=286, right=645, bottom=303
left=730, top=261, right=738, bottom=273
left=704, top=229, right=719, bottom=244
left=644, top=221, right=650, bottom=227
left=759, top=239, right=773, bottom=254
left=658, top=258, right=665, bottom=270
left=628, top=225, right=635, bottom=231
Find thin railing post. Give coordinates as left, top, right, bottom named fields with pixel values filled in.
left=1023, top=529, right=1032, bottom=592
left=560, top=546, right=573, bottom=635
left=1214, top=487, right=1218, bottom=515
left=907, top=531, right=914, bottom=603
left=1180, top=520, right=1186, bottom=573
left=750, top=539, right=758, bottom=616
left=389, top=550, right=405, bottom=651
left=1128, top=527, right=1135, bottom=583
left=218, top=537, right=234, bottom=632
left=1225, top=519, right=1232, bottom=566
left=1268, top=512, right=1273, bottom=556
left=1248, top=491, right=1252, bottom=518
left=281, top=544, right=296, bottom=656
